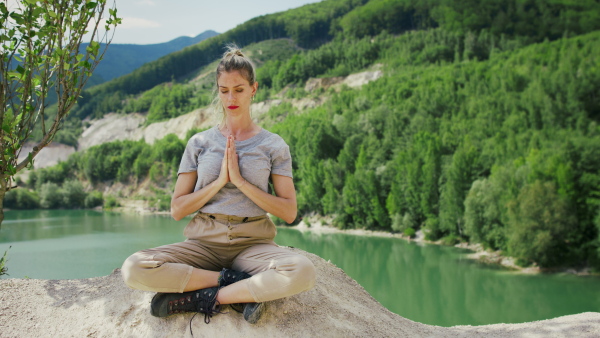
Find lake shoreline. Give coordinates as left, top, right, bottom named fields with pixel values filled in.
left=288, top=213, right=598, bottom=277
left=24, top=205, right=596, bottom=278
left=3, top=208, right=598, bottom=328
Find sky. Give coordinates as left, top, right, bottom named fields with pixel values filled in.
left=94, top=0, right=324, bottom=45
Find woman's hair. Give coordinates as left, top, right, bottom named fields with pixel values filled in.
left=216, top=44, right=256, bottom=85
left=212, top=44, right=257, bottom=125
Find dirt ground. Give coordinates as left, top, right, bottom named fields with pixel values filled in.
left=1, top=248, right=598, bottom=338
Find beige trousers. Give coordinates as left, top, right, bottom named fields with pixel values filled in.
left=121, top=212, right=316, bottom=303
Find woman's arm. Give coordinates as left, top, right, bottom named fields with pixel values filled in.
left=226, top=135, right=297, bottom=223
left=170, top=149, right=230, bottom=221
left=236, top=174, right=297, bottom=224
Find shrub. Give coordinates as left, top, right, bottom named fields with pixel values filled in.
left=0, top=246, right=10, bottom=277
left=3, top=188, right=40, bottom=209
left=157, top=198, right=171, bottom=212
left=39, top=182, right=62, bottom=209
left=133, top=147, right=153, bottom=178
left=464, top=178, right=506, bottom=250
left=392, top=212, right=416, bottom=233
left=150, top=190, right=171, bottom=211
left=104, top=195, right=120, bottom=209
left=149, top=163, right=167, bottom=185
left=84, top=191, right=104, bottom=208
left=403, top=227, right=416, bottom=238
left=507, top=181, right=576, bottom=267
left=441, top=234, right=461, bottom=246
left=61, top=180, right=87, bottom=208
left=423, top=217, right=440, bottom=241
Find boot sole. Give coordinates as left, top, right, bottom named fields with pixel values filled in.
left=244, top=302, right=265, bottom=324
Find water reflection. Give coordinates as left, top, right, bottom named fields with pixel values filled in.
left=0, top=210, right=185, bottom=279
left=274, top=228, right=600, bottom=326
left=1, top=210, right=598, bottom=327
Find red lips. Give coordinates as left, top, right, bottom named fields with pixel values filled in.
left=228, top=105, right=239, bottom=110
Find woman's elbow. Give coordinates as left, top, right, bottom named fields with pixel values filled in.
left=171, top=212, right=182, bottom=221
left=170, top=204, right=184, bottom=221
left=284, top=206, right=297, bottom=224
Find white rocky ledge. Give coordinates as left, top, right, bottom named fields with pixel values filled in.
left=1, top=248, right=598, bottom=337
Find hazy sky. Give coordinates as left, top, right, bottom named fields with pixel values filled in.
left=99, top=0, right=324, bottom=44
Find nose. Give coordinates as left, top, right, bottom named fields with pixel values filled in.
left=226, top=92, right=235, bottom=103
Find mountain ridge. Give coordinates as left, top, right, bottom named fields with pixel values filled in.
left=84, top=30, right=219, bottom=83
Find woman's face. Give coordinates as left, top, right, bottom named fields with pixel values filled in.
left=217, top=70, right=258, bottom=116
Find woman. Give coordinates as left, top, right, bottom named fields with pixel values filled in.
left=121, top=46, right=316, bottom=325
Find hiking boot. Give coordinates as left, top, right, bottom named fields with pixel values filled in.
left=151, top=287, right=221, bottom=323
left=218, top=268, right=251, bottom=287
left=243, top=302, right=265, bottom=324
left=218, top=268, right=253, bottom=315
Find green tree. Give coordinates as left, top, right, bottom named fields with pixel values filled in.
left=3, top=187, right=39, bottom=209
left=60, top=179, right=86, bottom=208
left=507, top=181, right=576, bottom=267
left=439, top=140, right=479, bottom=237
left=84, top=190, right=103, bottom=208
left=0, top=0, right=121, bottom=226
left=39, top=182, right=62, bottom=209
left=463, top=178, right=505, bottom=250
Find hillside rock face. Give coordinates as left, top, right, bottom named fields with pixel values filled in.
left=1, top=248, right=598, bottom=337
left=304, top=69, right=383, bottom=92
left=78, top=113, right=146, bottom=150
left=17, top=142, right=76, bottom=170
left=76, top=109, right=217, bottom=151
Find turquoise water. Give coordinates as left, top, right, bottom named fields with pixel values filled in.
left=1, top=209, right=599, bottom=326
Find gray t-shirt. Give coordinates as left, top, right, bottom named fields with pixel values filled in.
left=178, top=125, right=293, bottom=217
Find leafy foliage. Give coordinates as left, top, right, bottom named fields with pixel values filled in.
left=507, top=181, right=577, bottom=267
left=0, top=0, right=121, bottom=226
left=3, top=188, right=40, bottom=209
left=0, top=246, right=9, bottom=277
left=270, top=30, right=600, bottom=268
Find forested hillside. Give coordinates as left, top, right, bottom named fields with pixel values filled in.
left=12, top=0, right=600, bottom=270
left=83, top=30, right=219, bottom=83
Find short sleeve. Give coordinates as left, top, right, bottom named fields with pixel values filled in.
left=177, top=137, right=202, bottom=175
left=271, top=143, right=293, bottom=178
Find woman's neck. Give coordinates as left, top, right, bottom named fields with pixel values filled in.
left=221, top=117, right=259, bottom=141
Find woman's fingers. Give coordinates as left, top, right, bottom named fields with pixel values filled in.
left=228, top=136, right=236, bottom=166
left=229, top=136, right=236, bottom=156
left=227, top=136, right=243, bottom=185
left=218, top=148, right=228, bottom=184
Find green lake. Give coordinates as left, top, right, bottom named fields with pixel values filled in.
left=1, top=209, right=598, bottom=327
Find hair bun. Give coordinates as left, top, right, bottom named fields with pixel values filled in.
left=224, top=44, right=245, bottom=59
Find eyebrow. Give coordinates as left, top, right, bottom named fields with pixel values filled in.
left=219, top=84, right=245, bottom=88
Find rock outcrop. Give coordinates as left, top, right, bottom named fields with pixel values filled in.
left=304, top=69, right=383, bottom=92
left=1, top=249, right=598, bottom=337
left=17, top=142, right=76, bottom=170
